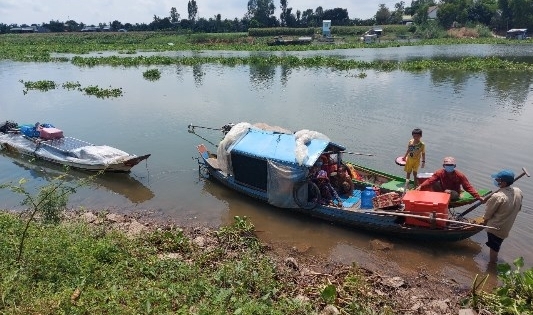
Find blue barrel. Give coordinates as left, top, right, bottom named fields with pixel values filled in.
left=360, top=187, right=376, bottom=209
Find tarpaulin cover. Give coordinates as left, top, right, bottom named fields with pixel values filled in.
left=0, top=134, right=134, bottom=166
left=230, top=128, right=331, bottom=167
left=267, top=159, right=307, bottom=208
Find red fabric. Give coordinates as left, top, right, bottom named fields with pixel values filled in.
left=418, top=168, right=481, bottom=200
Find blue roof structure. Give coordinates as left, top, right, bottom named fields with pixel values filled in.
left=229, top=128, right=345, bottom=167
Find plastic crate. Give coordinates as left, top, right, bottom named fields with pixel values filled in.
left=402, top=191, right=450, bottom=228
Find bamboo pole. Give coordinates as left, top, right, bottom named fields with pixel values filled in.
left=370, top=210, right=497, bottom=230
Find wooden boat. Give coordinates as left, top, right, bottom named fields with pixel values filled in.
left=0, top=120, right=150, bottom=172
left=267, top=36, right=313, bottom=46
left=195, top=122, right=489, bottom=242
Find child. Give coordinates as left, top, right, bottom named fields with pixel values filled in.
left=402, top=128, right=425, bottom=188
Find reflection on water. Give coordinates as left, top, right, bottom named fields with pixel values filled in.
left=1, top=151, right=154, bottom=204
left=250, top=64, right=275, bottom=90
left=192, top=64, right=204, bottom=86
left=429, top=69, right=533, bottom=115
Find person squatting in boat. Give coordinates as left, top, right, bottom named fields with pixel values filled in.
left=330, top=164, right=355, bottom=197
left=314, top=170, right=342, bottom=207
left=415, top=156, right=483, bottom=202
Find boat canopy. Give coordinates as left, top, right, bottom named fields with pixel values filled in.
left=228, top=126, right=345, bottom=168
left=212, top=123, right=345, bottom=205
left=231, top=129, right=323, bottom=167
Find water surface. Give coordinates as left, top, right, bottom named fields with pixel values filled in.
left=2, top=44, right=533, bottom=285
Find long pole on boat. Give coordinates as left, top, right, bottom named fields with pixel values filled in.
left=188, top=123, right=234, bottom=133
left=456, top=167, right=530, bottom=219
left=323, top=151, right=374, bottom=156
left=371, top=210, right=498, bottom=230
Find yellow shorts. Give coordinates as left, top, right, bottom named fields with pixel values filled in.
left=404, top=157, right=420, bottom=173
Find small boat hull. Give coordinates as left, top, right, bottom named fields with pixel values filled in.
left=201, top=159, right=483, bottom=242
left=196, top=125, right=485, bottom=243
left=1, top=124, right=150, bottom=172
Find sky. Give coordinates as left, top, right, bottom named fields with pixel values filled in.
left=0, top=0, right=400, bottom=26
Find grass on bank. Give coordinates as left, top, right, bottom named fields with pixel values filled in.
left=1, top=169, right=532, bottom=314
left=0, top=212, right=392, bottom=315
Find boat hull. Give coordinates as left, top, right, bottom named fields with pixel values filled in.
left=1, top=133, right=149, bottom=172
left=199, top=156, right=483, bottom=242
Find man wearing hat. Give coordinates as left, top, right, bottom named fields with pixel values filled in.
left=415, top=156, right=483, bottom=202
left=483, top=170, right=523, bottom=263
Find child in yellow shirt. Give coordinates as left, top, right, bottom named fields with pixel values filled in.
left=402, top=128, right=425, bottom=188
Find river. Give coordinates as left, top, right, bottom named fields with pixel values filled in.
left=1, top=44, right=532, bottom=286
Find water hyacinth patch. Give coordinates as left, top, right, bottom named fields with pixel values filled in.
left=19, top=80, right=57, bottom=91
left=142, top=68, right=161, bottom=81
left=81, top=85, right=123, bottom=98
left=19, top=80, right=123, bottom=98
left=62, top=81, right=82, bottom=90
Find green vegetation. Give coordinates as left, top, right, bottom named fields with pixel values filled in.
left=465, top=257, right=533, bottom=314
left=0, top=172, right=395, bottom=314
left=143, top=68, right=162, bottom=81
left=68, top=55, right=533, bottom=73
left=19, top=79, right=123, bottom=98
left=81, top=85, right=123, bottom=98
left=0, top=30, right=521, bottom=63
left=0, top=168, right=98, bottom=262
left=62, top=81, right=82, bottom=90
left=0, top=210, right=396, bottom=314
left=1, top=0, right=528, bottom=35
left=19, top=79, right=56, bottom=91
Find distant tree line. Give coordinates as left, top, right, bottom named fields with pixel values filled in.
left=1, top=0, right=532, bottom=34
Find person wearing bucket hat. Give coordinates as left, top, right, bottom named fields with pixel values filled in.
left=482, top=169, right=523, bottom=263
left=415, top=156, right=483, bottom=202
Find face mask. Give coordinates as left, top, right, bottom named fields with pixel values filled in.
left=493, top=179, right=501, bottom=187
left=444, top=165, right=455, bottom=173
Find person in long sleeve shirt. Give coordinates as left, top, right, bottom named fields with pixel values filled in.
left=483, top=169, right=523, bottom=263
left=416, top=156, right=482, bottom=202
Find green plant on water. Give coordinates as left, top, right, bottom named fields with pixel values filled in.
left=19, top=79, right=57, bottom=93
left=61, top=81, right=82, bottom=90
left=0, top=167, right=99, bottom=262
left=80, top=85, right=123, bottom=98
left=464, top=257, right=533, bottom=314
left=142, top=68, right=161, bottom=81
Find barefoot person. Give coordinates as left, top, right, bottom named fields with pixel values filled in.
left=483, top=170, right=523, bottom=263
left=402, top=128, right=425, bottom=188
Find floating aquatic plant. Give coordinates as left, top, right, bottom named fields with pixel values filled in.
left=19, top=80, right=123, bottom=98
left=81, top=85, right=123, bottom=98
left=62, top=81, right=82, bottom=90
left=143, top=68, right=161, bottom=81
left=19, top=80, right=57, bottom=91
